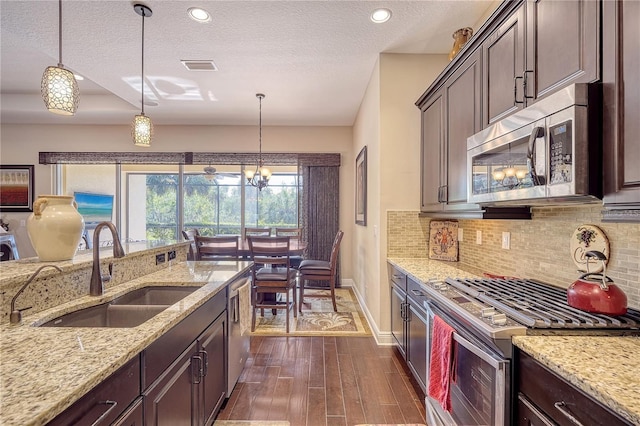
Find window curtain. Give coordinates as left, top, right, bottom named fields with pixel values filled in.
left=300, top=165, right=340, bottom=287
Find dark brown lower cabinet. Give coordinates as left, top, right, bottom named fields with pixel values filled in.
left=47, top=289, right=228, bottom=426
left=516, top=349, right=632, bottom=426
left=47, top=356, right=141, bottom=426
left=144, top=299, right=226, bottom=426
left=113, top=397, right=144, bottom=426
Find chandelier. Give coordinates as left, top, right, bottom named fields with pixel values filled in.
left=132, top=4, right=153, bottom=147
left=41, top=0, right=79, bottom=115
left=245, top=93, right=271, bottom=190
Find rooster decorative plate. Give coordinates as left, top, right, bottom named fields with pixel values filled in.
left=429, top=220, right=459, bottom=262
left=570, top=224, right=610, bottom=272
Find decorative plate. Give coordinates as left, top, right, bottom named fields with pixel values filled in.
left=570, top=224, right=610, bottom=273
left=429, top=220, right=459, bottom=262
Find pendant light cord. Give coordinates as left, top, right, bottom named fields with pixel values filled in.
left=141, top=8, right=145, bottom=115
left=57, top=0, right=63, bottom=66
left=258, top=94, right=263, bottom=166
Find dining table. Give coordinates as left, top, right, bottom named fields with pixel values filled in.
left=197, top=237, right=307, bottom=260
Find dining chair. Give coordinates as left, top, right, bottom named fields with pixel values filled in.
left=248, top=236, right=297, bottom=333
left=182, top=228, right=200, bottom=260
left=194, top=235, right=239, bottom=260
left=275, top=227, right=304, bottom=268
left=298, top=230, right=344, bottom=312
left=245, top=227, right=272, bottom=237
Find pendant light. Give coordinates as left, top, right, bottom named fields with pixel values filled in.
left=245, top=93, right=271, bottom=191
left=132, top=4, right=153, bottom=147
left=41, top=0, right=79, bottom=115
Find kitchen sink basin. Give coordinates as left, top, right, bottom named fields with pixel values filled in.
left=39, top=285, right=200, bottom=328
left=40, top=304, right=170, bottom=328
left=110, top=286, right=200, bottom=305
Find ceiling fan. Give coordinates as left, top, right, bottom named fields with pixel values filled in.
left=202, top=165, right=238, bottom=181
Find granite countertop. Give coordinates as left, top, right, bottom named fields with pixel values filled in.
left=387, top=257, right=482, bottom=282
left=0, top=260, right=251, bottom=426
left=513, top=335, right=640, bottom=425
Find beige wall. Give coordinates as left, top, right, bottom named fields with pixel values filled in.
left=0, top=124, right=354, bottom=275
left=352, top=53, right=448, bottom=338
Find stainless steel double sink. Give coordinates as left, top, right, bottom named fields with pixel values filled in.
left=40, top=286, right=200, bottom=328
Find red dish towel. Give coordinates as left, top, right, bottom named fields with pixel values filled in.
left=428, top=314, right=456, bottom=412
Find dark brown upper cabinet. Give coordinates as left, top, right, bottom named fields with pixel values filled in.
left=602, top=0, right=640, bottom=221
left=483, top=0, right=600, bottom=128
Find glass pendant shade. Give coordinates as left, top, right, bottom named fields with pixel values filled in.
left=132, top=113, right=153, bottom=147
left=41, top=65, right=79, bottom=115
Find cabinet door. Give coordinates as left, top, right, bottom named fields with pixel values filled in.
left=525, top=0, right=599, bottom=101
left=483, top=4, right=526, bottom=126
left=200, top=314, right=227, bottom=426
left=407, top=302, right=428, bottom=392
left=603, top=0, right=640, bottom=211
left=390, top=285, right=406, bottom=356
left=113, top=397, right=144, bottom=426
left=420, top=89, right=445, bottom=212
left=144, top=341, right=197, bottom=426
left=444, top=49, right=482, bottom=211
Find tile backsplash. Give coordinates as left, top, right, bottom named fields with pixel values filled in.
left=387, top=206, right=640, bottom=309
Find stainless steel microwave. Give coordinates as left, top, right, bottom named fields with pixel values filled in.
left=467, top=84, right=601, bottom=206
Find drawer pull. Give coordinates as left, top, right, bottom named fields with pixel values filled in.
left=90, top=400, right=117, bottom=426
left=410, top=289, right=425, bottom=297
left=554, top=401, right=585, bottom=426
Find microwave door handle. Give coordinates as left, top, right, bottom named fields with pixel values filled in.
left=527, top=126, right=545, bottom=186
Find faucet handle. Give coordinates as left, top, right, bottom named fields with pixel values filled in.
left=9, top=306, right=32, bottom=325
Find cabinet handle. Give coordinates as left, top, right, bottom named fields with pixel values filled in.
left=192, top=355, right=203, bottom=384
left=90, top=400, right=118, bottom=426
left=523, top=70, right=535, bottom=99
left=514, top=76, right=524, bottom=105
left=438, top=185, right=448, bottom=203
left=410, top=289, right=425, bottom=298
left=199, top=350, right=209, bottom=377
left=553, top=401, right=585, bottom=426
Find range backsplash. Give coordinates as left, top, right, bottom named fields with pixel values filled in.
left=387, top=206, right=640, bottom=309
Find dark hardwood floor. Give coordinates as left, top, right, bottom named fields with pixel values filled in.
left=217, top=336, right=427, bottom=426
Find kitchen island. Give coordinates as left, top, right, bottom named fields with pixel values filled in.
left=0, top=259, right=251, bottom=426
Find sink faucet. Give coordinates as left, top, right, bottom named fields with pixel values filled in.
left=10, top=264, right=63, bottom=324
left=90, top=221, right=126, bottom=296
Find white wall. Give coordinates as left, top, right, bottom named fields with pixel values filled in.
left=352, top=53, right=448, bottom=340
left=0, top=124, right=354, bottom=276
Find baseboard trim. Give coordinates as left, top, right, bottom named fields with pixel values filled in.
left=341, top=279, right=394, bottom=346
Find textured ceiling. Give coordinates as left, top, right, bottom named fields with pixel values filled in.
left=0, top=1, right=499, bottom=127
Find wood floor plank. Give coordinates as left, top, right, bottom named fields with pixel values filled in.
left=323, top=338, right=345, bottom=417
left=337, top=353, right=366, bottom=425
left=308, top=337, right=325, bottom=388
left=306, top=387, right=327, bottom=426
left=217, top=336, right=427, bottom=426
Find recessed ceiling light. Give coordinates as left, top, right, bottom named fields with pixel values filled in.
left=371, top=8, right=392, bottom=23
left=188, top=7, right=211, bottom=23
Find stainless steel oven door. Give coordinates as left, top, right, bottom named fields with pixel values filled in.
left=426, top=302, right=510, bottom=426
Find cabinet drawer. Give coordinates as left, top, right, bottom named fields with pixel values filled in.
left=517, top=350, right=632, bottom=426
left=143, top=289, right=226, bottom=388
left=48, top=355, right=141, bottom=426
left=388, top=264, right=407, bottom=291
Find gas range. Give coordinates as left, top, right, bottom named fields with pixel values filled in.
left=423, top=276, right=640, bottom=343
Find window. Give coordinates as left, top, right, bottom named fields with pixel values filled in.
left=62, top=164, right=299, bottom=241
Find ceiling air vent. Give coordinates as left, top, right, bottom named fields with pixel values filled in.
left=180, top=60, right=218, bottom=71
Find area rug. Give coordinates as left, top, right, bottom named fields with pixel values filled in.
left=249, top=287, right=371, bottom=336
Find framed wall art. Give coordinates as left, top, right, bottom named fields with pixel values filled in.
left=355, top=146, right=367, bottom=226
left=0, top=165, right=34, bottom=212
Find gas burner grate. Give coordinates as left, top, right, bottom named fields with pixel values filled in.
left=446, top=277, right=640, bottom=329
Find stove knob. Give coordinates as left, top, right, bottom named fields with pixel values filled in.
left=433, top=282, right=447, bottom=291
left=481, top=307, right=496, bottom=318
left=491, top=313, right=507, bottom=326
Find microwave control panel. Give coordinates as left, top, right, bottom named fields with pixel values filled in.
left=549, top=119, right=573, bottom=184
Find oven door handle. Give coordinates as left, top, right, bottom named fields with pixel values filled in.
left=452, top=332, right=502, bottom=369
